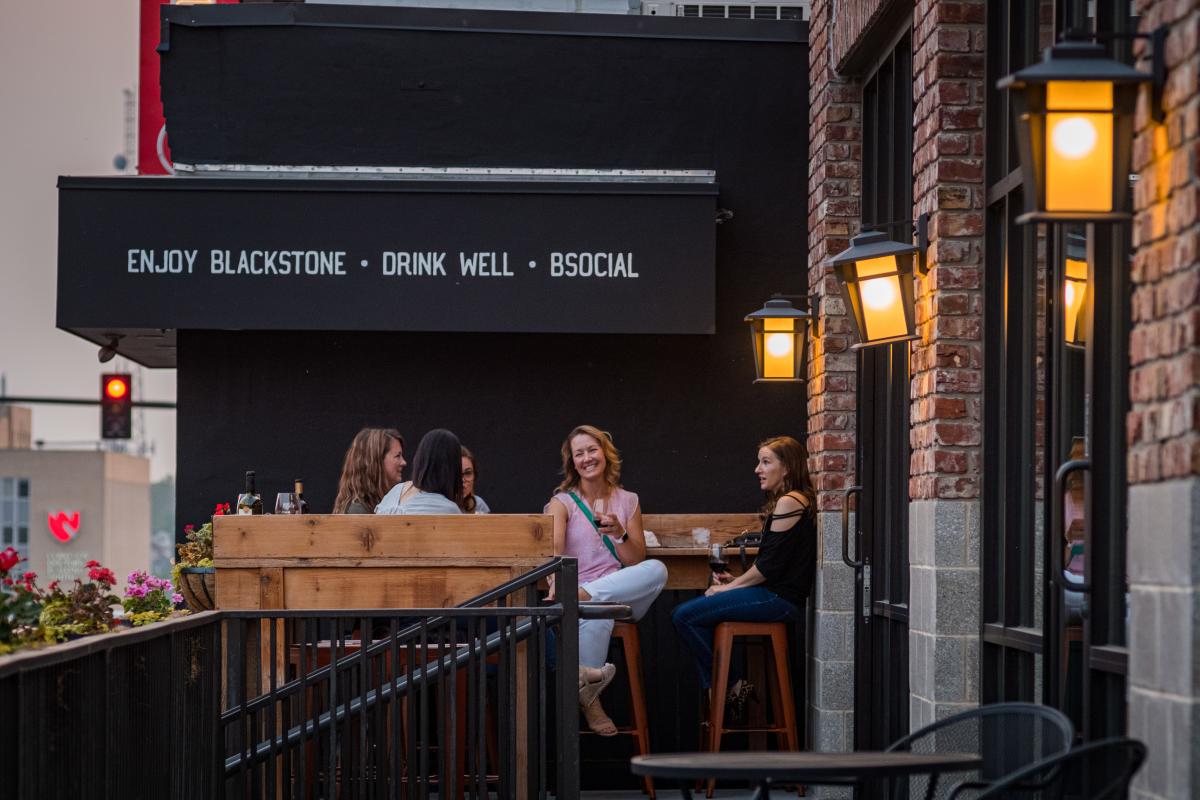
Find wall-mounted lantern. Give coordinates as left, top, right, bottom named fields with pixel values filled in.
left=828, top=215, right=927, bottom=349
left=745, top=297, right=810, bottom=382
left=997, top=39, right=1158, bottom=224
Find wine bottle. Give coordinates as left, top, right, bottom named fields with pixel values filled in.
left=237, top=470, right=263, bottom=515
left=294, top=478, right=309, bottom=514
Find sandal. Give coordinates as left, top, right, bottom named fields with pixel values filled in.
left=581, top=696, right=619, bottom=736
left=578, top=663, right=616, bottom=707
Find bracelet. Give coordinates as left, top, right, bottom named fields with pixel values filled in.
left=610, top=530, right=628, bottom=544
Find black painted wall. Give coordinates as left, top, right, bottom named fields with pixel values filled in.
left=174, top=8, right=810, bottom=526
left=168, top=7, right=811, bottom=781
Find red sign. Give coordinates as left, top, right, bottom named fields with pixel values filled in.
left=48, top=511, right=81, bottom=543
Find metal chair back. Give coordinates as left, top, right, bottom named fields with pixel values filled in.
left=967, top=737, right=1146, bottom=799
left=885, top=702, right=1075, bottom=799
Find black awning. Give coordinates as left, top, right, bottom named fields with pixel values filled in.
left=56, top=173, right=718, bottom=366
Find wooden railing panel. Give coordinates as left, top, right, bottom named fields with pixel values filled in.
left=213, top=514, right=550, bottom=560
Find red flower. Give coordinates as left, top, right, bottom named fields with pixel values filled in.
left=86, top=560, right=101, bottom=568
left=47, top=580, right=59, bottom=592
left=22, top=572, right=36, bottom=582
left=184, top=524, right=194, bottom=533
left=87, top=566, right=116, bottom=586
left=0, top=547, right=19, bottom=572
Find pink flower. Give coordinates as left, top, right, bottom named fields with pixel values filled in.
left=171, top=593, right=183, bottom=604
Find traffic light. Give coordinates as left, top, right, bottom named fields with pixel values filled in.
left=101, top=373, right=132, bottom=439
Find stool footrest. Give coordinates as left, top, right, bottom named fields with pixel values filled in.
left=718, top=726, right=790, bottom=734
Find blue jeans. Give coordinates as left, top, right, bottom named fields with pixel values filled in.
left=671, top=586, right=799, bottom=689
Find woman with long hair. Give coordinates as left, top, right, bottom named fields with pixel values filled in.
left=460, top=446, right=490, bottom=514
left=376, top=428, right=464, bottom=514
left=546, top=425, right=668, bottom=736
left=333, top=428, right=406, bottom=514
left=671, top=435, right=816, bottom=704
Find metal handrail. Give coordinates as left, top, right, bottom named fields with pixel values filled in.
left=842, top=485, right=864, bottom=569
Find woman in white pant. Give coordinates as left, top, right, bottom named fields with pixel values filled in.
left=546, top=425, right=668, bottom=736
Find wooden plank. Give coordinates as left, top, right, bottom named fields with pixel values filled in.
left=215, top=557, right=548, bottom=568
left=642, top=513, right=761, bottom=547
left=213, top=514, right=553, bottom=559
left=280, top=566, right=515, bottom=609
left=215, top=568, right=263, bottom=609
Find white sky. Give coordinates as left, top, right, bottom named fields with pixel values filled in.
left=1, top=0, right=177, bottom=481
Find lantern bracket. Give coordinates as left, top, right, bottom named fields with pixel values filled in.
left=1063, top=25, right=1167, bottom=123
left=862, top=212, right=930, bottom=276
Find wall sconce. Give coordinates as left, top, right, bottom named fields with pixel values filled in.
left=745, top=297, right=811, bottom=382
left=828, top=214, right=927, bottom=349
left=997, top=37, right=1161, bottom=224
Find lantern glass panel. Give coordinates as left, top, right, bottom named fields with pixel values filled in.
left=762, top=316, right=795, bottom=379
left=1045, top=81, right=1114, bottom=213
left=855, top=255, right=909, bottom=342
left=1064, top=257, right=1088, bottom=344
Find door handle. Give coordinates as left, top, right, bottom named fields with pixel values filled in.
left=841, top=485, right=864, bottom=569
left=1052, top=459, right=1091, bottom=594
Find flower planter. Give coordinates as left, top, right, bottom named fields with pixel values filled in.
left=177, top=567, right=216, bottom=611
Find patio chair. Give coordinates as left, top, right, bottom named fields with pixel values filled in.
left=882, top=702, right=1075, bottom=800
left=949, top=737, right=1146, bottom=799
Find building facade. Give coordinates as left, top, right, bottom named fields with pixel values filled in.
left=806, top=0, right=1199, bottom=797
left=0, top=405, right=151, bottom=589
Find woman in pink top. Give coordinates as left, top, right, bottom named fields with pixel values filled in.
left=546, top=425, right=668, bottom=736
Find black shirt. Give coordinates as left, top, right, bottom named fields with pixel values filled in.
left=754, top=501, right=817, bottom=609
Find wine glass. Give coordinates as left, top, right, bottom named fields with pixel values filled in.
left=593, top=497, right=607, bottom=530
left=275, top=492, right=300, bottom=515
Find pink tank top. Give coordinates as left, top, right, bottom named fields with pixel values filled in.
left=552, top=487, right=639, bottom=585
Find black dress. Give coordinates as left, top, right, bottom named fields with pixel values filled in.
left=753, top=501, right=817, bottom=608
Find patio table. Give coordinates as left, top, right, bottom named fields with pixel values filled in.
left=631, top=751, right=984, bottom=800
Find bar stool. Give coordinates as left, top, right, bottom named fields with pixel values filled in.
left=706, top=621, right=799, bottom=798
left=581, top=621, right=655, bottom=798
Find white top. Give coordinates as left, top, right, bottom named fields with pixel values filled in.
left=375, top=481, right=462, bottom=515
left=473, top=495, right=491, bottom=514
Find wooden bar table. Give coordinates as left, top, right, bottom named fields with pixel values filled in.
left=642, top=513, right=762, bottom=589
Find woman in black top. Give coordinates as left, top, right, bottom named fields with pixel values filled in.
left=671, top=435, right=817, bottom=693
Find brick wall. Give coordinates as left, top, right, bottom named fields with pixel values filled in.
left=831, top=0, right=893, bottom=69
left=909, top=0, right=986, bottom=504
left=1127, top=2, right=1200, bottom=798
left=1128, top=2, right=1200, bottom=485
left=907, top=0, right=986, bottom=729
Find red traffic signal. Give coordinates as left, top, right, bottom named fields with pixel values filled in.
left=104, top=376, right=129, bottom=400
left=101, top=373, right=132, bottom=439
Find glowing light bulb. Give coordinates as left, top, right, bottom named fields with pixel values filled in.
left=1051, top=117, right=1098, bottom=159
left=765, top=332, right=793, bottom=358
left=1064, top=281, right=1076, bottom=307
left=861, top=278, right=897, bottom=310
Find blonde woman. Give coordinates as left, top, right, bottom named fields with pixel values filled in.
left=333, top=428, right=406, bottom=514
left=546, top=425, right=668, bottom=736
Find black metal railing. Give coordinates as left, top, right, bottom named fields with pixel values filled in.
left=219, top=557, right=581, bottom=800
left=2, top=557, right=587, bottom=800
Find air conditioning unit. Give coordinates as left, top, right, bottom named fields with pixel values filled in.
left=651, top=1, right=809, bottom=19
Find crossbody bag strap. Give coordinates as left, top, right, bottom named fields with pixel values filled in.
left=567, top=491, right=623, bottom=568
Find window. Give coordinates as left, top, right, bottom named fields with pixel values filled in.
left=0, top=478, right=31, bottom=571
left=983, top=0, right=1132, bottom=740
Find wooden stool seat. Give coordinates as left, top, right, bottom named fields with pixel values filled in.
left=706, top=621, right=799, bottom=798
left=580, top=621, right=655, bottom=799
